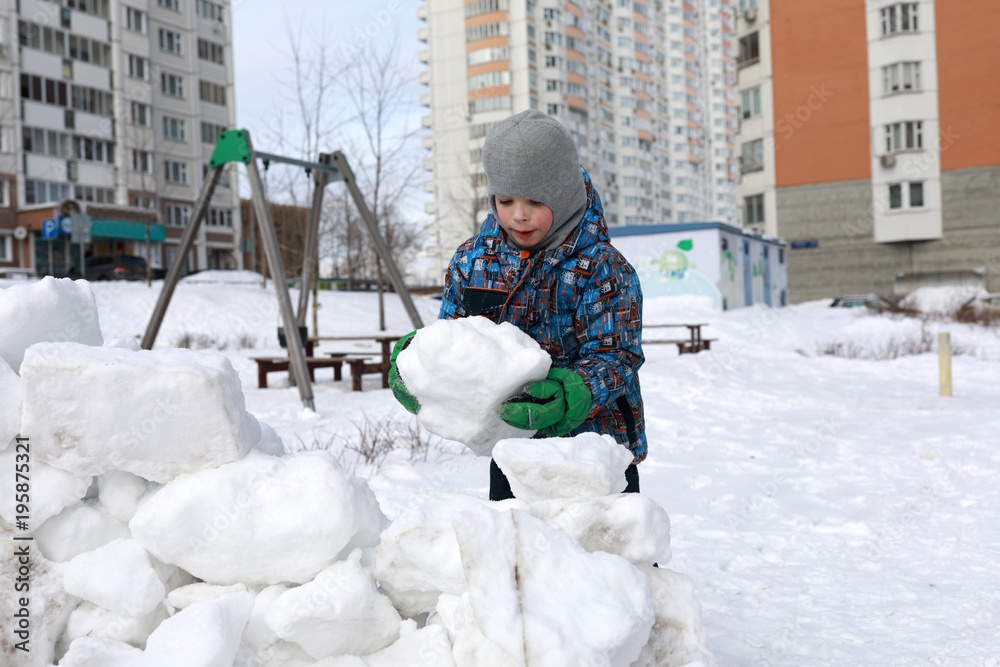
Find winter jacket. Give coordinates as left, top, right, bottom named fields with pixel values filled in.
left=439, top=168, right=647, bottom=463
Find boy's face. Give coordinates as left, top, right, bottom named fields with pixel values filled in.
left=495, top=196, right=554, bottom=249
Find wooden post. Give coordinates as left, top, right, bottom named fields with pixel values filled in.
left=938, top=332, right=952, bottom=397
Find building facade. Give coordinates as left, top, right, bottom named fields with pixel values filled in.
left=418, top=0, right=739, bottom=283
left=734, top=0, right=1000, bottom=302
left=0, top=0, right=239, bottom=277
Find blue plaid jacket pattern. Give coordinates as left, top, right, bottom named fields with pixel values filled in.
left=439, top=169, right=647, bottom=463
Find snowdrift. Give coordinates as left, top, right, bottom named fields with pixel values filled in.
left=0, top=279, right=714, bottom=666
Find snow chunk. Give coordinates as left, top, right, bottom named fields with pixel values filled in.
left=58, top=637, right=143, bottom=667
left=0, top=276, right=102, bottom=373
left=138, top=591, right=253, bottom=667
left=319, top=622, right=458, bottom=667
left=493, top=433, right=635, bottom=501
left=166, top=582, right=248, bottom=612
left=524, top=493, right=672, bottom=565
left=130, top=451, right=387, bottom=586
left=97, top=470, right=152, bottom=524
left=0, top=356, right=21, bottom=449
left=35, top=502, right=128, bottom=562
left=632, top=566, right=716, bottom=667
left=0, top=534, right=75, bottom=666
left=63, top=602, right=169, bottom=651
left=233, top=585, right=315, bottom=667
left=0, top=450, right=91, bottom=530
left=397, top=317, right=551, bottom=456
left=453, top=504, right=655, bottom=667
left=373, top=491, right=513, bottom=618
left=20, top=343, right=260, bottom=483
left=265, top=550, right=401, bottom=659
left=62, top=539, right=165, bottom=618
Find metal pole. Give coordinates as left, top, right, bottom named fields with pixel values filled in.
left=298, top=156, right=329, bottom=327
left=244, top=133, right=315, bottom=410
left=141, top=166, right=223, bottom=350
left=330, top=151, right=424, bottom=330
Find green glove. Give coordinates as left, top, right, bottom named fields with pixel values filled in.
left=500, top=368, right=592, bottom=436
left=389, top=331, right=419, bottom=414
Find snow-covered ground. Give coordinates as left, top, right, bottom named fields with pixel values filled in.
left=3, top=276, right=1000, bottom=665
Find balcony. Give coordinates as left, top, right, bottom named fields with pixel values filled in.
left=418, top=27, right=429, bottom=43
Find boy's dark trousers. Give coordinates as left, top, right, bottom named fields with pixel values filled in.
left=489, top=459, right=640, bottom=501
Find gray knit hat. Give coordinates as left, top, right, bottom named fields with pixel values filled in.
left=483, top=110, right=587, bottom=251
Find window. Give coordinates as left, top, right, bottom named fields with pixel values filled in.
left=745, top=194, right=764, bottom=225
left=25, top=180, right=72, bottom=205
left=161, top=73, right=184, bottom=97
left=888, top=181, right=924, bottom=209
left=164, top=160, right=188, bottom=184
left=738, top=32, right=759, bottom=68
left=158, top=0, right=180, bottom=11
left=466, top=22, right=508, bottom=41
left=20, top=73, right=68, bottom=106
left=163, top=116, right=186, bottom=141
left=885, top=121, right=922, bottom=153
left=741, top=139, right=764, bottom=172
left=133, top=149, right=152, bottom=172
left=196, top=0, right=224, bottom=20
left=881, top=3, right=918, bottom=36
left=128, top=55, right=148, bottom=80
left=469, top=71, right=510, bottom=89
left=73, top=185, right=114, bottom=203
left=131, top=102, right=151, bottom=126
left=70, top=84, right=113, bottom=115
left=165, top=204, right=190, bottom=226
left=198, top=80, right=226, bottom=105
left=126, top=7, right=146, bottom=33
left=207, top=207, right=233, bottom=227
left=741, top=87, right=761, bottom=119
left=197, top=38, right=225, bottom=65
left=159, top=29, right=182, bottom=55
left=882, top=61, right=921, bottom=94
left=466, top=0, right=509, bottom=17
left=0, top=233, right=10, bottom=260
left=547, top=103, right=561, bottom=116
left=201, top=122, right=226, bottom=144
left=466, top=46, right=509, bottom=67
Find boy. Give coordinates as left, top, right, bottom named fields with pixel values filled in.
left=391, top=110, right=646, bottom=500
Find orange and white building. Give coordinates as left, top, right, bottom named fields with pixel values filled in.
left=417, top=0, right=740, bottom=282
left=734, top=0, right=1000, bottom=301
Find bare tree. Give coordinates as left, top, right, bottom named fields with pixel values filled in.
left=337, top=38, right=424, bottom=330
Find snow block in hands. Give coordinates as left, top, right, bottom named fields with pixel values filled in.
left=492, top=432, right=635, bottom=501
left=0, top=276, right=103, bottom=373
left=20, top=342, right=260, bottom=483
left=129, top=451, right=387, bottom=586
left=397, top=317, right=551, bottom=456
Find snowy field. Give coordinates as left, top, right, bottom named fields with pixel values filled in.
left=2, top=275, right=999, bottom=666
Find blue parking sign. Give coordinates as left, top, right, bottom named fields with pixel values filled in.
left=42, top=218, right=58, bottom=240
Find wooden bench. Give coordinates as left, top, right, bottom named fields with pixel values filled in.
left=252, top=355, right=351, bottom=389
left=643, top=323, right=715, bottom=354
left=338, top=355, right=389, bottom=392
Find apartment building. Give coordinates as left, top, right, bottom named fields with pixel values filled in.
left=417, top=0, right=739, bottom=283
left=734, top=0, right=1000, bottom=301
left=0, top=0, right=239, bottom=277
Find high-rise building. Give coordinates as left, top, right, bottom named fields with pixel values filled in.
left=417, top=0, right=739, bottom=283
left=734, top=0, right=1000, bottom=301
left=0, top=0, right=239, bottom=277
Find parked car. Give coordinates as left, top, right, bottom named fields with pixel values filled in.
left=77, top=255, right=148, bottom=281
left=959, top=293, right=1000, bottom=315
left=830, top=294, right=892, bottom=309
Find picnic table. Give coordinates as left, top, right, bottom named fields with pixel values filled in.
left=642, top=323, right=715, bottom=354
left=252, top=335, right=402, bottom=391
left=312, top=335, right=402, bottom=391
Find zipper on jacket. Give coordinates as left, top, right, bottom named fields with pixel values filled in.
left=499, top=250, right=534, bottom=321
